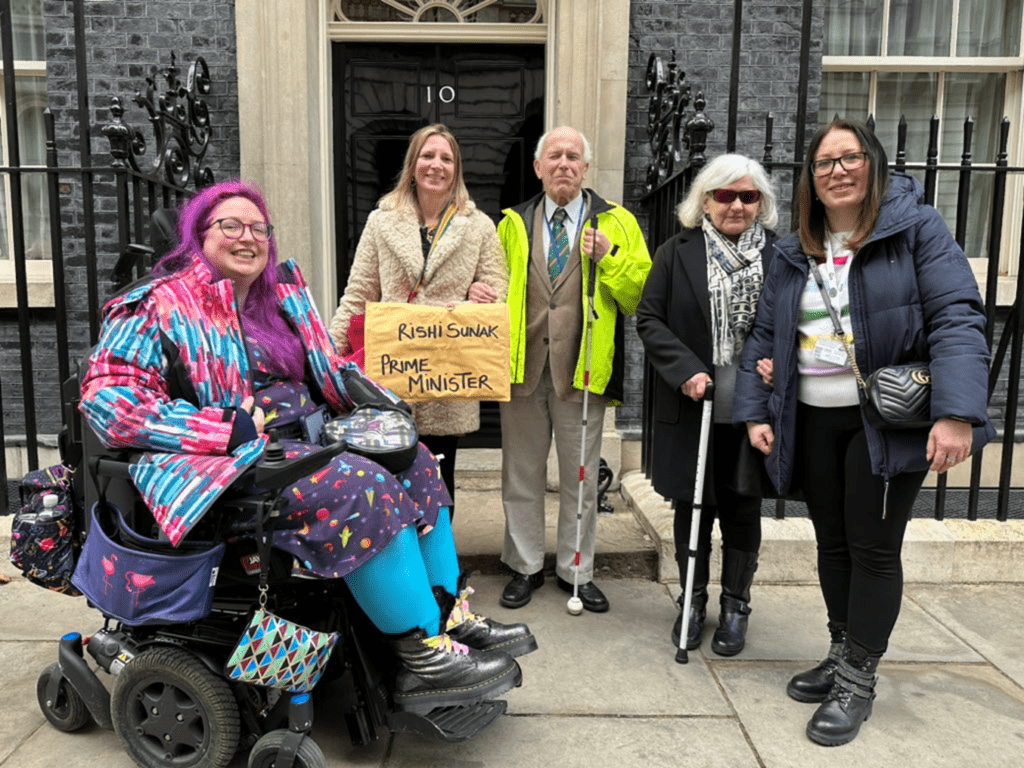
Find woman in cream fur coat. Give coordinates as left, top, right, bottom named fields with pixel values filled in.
left=330, top=124, right=508, bottom=517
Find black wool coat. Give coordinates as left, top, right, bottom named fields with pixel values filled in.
left=636, top=226, right=776, bottom=502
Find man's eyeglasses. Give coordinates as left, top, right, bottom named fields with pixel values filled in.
left=811, top=151, right=867, bottom=177
left=711, top=189, right=761, bottom=205
left=208, top=218, right=274, bottom=242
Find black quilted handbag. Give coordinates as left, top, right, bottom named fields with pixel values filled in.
left=862, top=363, right=932, bottom=430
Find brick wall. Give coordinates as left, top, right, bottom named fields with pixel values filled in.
left=616, top=0, right=824, bottom=436
left=5, top=0, right=240, bottom=437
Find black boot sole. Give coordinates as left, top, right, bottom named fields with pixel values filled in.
left=393, top=661, right=523, bottom=716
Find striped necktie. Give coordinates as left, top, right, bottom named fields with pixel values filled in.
left=547, top=207, right=570, bottom=283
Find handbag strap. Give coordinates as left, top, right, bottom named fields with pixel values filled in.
left=806, top=256, right=868, bottom=391
left=409, top=202, right=458, bottom=302
left=254, top=500, right=271, bottom=608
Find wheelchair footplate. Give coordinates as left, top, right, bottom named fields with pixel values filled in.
left=387, top=699, right=507, bottom=743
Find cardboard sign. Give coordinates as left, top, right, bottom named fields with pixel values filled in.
left=364, top=302, right=511, bottom=402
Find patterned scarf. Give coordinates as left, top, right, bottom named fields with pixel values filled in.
left=702, top=216, right=766, bottom=366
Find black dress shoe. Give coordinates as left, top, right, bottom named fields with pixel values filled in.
left=500, top=571, right=544, bottom=609
left=555, top=576, right=610, bottom=613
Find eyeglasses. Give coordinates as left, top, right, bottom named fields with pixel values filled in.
left=711, top=189, right=761, bottom=205
left=208, top=217, right=274, bottom=242
left=811, top=151, right=867, bottom=177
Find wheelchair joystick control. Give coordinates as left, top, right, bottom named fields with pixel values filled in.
left=264, top=430, right=286, bottom=465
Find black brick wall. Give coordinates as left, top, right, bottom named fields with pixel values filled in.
left=617, top=0, right=824, bottom=437
left=5, top=1, right=240, bottom=438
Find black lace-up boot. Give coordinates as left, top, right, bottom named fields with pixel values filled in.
left=806, top=644, right=881, bottom=746
left=787, top=622, right=847, bottom=703
left=387, top=628, right=521, bottom=715
left=435, top=584, right=538, bottom=658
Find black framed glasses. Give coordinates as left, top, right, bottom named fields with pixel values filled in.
left=711, top=189, right=761, bottom=205
left=208, top=217, right=274, bottom=241
left=811, top=151, right=867, bottom=177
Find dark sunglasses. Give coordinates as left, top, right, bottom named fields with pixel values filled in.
left=711, top=189, right=762, bottom=205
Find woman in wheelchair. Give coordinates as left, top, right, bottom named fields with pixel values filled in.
left=79, top=179, right=535, bottom=715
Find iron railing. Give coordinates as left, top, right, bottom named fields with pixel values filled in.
left=1, top=0, right=211, bottom=508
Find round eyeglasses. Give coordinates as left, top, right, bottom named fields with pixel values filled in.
left=208, top=217, right=274, bottom=242
left=811, top=151, right=867, bottom=177
left=711, top=189, right=761, bottom=205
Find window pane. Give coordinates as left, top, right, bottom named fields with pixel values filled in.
left=887, top=0, right=953, bottom=55
left=823, top=0, right=883, bottom=55
left=935, top=73, right=1007, bottom=260
left=337, top=1, right=540, bottom=23
left=19, top=76, right=48, bottom=259
left=8, top=0, right=45, bottom=60
left=874, top=72, right=938, bottom=169
left=822, top=72, right=870, bottom=125
left=957, top=0, right=1022, bottom=56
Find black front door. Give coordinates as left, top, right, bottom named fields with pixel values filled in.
left=332, top=42, right=545, bottom=446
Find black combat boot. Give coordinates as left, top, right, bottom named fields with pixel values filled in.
left=711, top=548, right=758, bottom=656
left=787, top=622, right=847, bottom=703
left=671, top=540, right=711, bottom=650
left=806, top=644, right=881, bottom=746
left=387, top=628, right=522, bottom=715
left=434, top=583, right=538, bottom=658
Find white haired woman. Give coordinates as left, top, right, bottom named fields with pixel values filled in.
left=636, top=154, right=778, bottom=656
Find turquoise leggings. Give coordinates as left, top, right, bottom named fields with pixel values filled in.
left=343, top=508, right=458, bottom=635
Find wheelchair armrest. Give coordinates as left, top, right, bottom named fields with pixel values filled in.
left=251, top=436, right=348, bottom=491
left=90, top=436, right=348, bottom=514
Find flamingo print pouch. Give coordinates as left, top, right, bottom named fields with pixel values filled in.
left=71, top=502, right=225, bottom=625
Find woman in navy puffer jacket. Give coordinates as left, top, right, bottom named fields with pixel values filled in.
left=734, top=118, right=995, bottom=747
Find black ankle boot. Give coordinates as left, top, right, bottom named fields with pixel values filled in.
left=387, top=628, right=522, bottom=715
left=671, top=587, right=709, bottom=650
left=437, top=584, right=538, bottom=658
left=711, top=549, right=758, bottom=656
left=806, top=645, right=880, bottom=746
left=787, top=623, right=847, bottom=703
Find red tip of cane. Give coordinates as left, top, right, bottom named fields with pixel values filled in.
left=574, top=552, right=580, bottom=566
left=584, top=372, right=590, bottom=385
left=579, top=466, right=585, bottom=482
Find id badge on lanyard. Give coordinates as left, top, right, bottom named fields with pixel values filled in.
left=811, top=239, right=850, bottom=365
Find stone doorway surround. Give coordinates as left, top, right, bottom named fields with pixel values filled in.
left=234, top=0, right=631, bottom=318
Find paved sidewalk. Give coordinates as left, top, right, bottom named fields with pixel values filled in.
left=3, top=478, right=1024, bottom=767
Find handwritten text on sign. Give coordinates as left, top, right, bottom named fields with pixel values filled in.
left=364, top=303, right=511, bottom=402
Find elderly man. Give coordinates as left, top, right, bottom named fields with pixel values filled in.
left=497, top=126, right=651, bottom=612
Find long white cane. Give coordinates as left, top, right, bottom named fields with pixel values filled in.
left=676, top=382, right=715, bottom=662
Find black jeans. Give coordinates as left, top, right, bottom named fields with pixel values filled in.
left=797, top=403, right=927, bottom=656
left=673, top=423, right=762, bottom=581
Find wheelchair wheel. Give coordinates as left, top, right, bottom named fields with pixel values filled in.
left=111, top=646, right=240, bottom=768
left=247, top=730, right=326, bottom=768
left=36, top=662, right=91, bottom=732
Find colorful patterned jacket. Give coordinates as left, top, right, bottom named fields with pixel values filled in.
left=80, top=256, right=358, bottom=546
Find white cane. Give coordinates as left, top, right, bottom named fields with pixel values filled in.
left=676, top=381, right=714, bottom=662
left=567, top=216, right=601, bottom=616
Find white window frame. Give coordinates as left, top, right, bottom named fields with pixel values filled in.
left=822, top=0, right=1024, bottom=304
left=0, top=60, right=52, bottom=308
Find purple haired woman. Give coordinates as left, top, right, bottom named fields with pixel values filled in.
left=80, top=179, right=535, bottom=714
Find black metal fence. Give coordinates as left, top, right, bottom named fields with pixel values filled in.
left=641, top=106, right=1024, bottom=521
left=1, top=0, right=211, bottom=507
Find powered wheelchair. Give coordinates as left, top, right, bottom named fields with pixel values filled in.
left=33, top=337, right=511, bottom=765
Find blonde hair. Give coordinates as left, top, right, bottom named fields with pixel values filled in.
left=380, top=124, right=471, bottom=213
left=677, top=154, right=778, bottom=230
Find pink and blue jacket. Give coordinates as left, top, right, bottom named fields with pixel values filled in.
left=80, top=256, right=357, bottom=546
